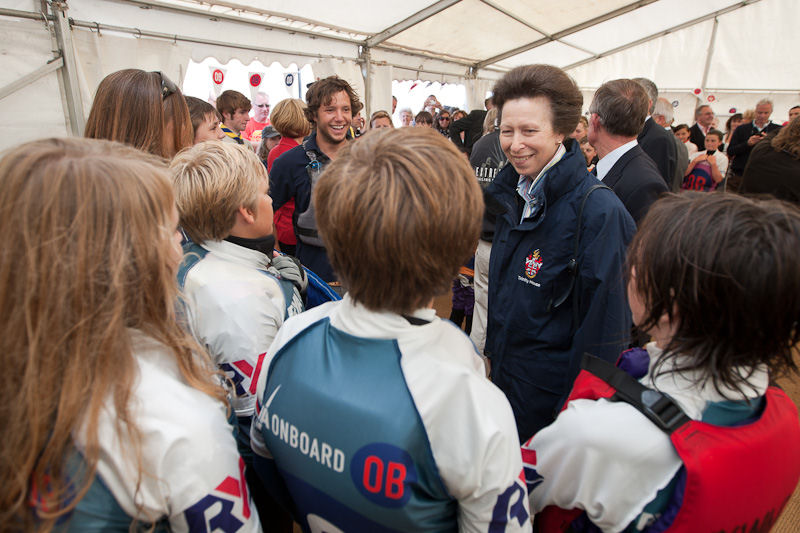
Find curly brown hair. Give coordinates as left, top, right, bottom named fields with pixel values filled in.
left=304, top=76, right=362, bottom=125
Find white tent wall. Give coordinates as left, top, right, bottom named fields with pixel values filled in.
left=564, top=0, right=799, bottom=124
left=1, top=0, right=798, bottom=154
left=707, top=0, right=796, bottom=91
left=0, top=16, right=70, bottom=151
left=65, top=0, right=359, bottom=65
left=309, top=58, right=365, bottom=111
left=567, top=21, right=714, bottom=95
left=71, top=28, right=192, bottom=119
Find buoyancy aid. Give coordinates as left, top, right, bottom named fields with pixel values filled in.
left=295, top=140, right=328, bottom=247
left=533, top=353, right=800, bottom=533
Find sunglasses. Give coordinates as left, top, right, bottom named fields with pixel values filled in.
left=439, top=116, right=450, bottom=121
left=153, top=71, right=178, bottom=99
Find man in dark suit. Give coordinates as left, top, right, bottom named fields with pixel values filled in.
left=588, top=79, right=668, bottom=224
left=633, top=78, right=676, bottom=187
left=726, top=99, right=783, bottom=192
left=689, top=105, right=715, bottom=149
left=652, top=97, right=689, bottom=191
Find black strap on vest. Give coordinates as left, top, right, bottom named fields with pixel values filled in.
left=580, top=353, right=691, bottom=434
left=547, top=184, right=612, bottom=331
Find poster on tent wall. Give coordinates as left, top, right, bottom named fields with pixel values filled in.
left=210, top=66, right=226, bottom=99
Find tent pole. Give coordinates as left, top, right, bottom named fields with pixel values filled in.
left=475, top=0, right=658, bottom=69
left=50, top=0, right=84, bottom=136
left=362, top=46, right=372, bottom=120
left=366, top=0, right=461, bottom=48
left=0, top=57, right=63, bottom=101
left=562, top=0, right=760, bottom=72
left=699, top=17, right=720, bottom=106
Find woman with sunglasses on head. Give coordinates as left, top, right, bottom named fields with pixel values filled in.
left=85, top=69, right=193, bottom=159
left=0, top=137, right=259, bottom=532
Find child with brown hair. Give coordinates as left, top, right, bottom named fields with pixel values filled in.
left=251, top=128, right=531, bottom=531
left=523, top=192, right=800, bottom=532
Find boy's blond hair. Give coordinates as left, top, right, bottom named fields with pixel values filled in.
left=170, top=141, right=267, bottom=243
left=315, top=127, right=483, bottom=314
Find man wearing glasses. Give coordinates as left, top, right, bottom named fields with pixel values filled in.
left=244, top=92, right=271, bottom=147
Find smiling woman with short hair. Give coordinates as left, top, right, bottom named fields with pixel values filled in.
left=484, top=64, right=636, bottom=442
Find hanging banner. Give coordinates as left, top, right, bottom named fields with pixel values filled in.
left=248, top=71, right=265, bottom=102
left=210, top=66, right=226, bottom=97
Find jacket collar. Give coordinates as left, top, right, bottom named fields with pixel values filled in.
left=494, top=138, right=589, bottom=206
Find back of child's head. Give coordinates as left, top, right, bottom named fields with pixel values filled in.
left=627, top=192, right=800, bottom=390
left=314, top=127, right=483, bottom=314
left=170, top=141, right=266, bottom=243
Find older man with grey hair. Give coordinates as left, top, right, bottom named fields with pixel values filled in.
left=652, top=97, right=688, bottom=191
left=589, top=79, right=668, bottom=224
left=689, top=104, right=715, bottom=149
left=727, top=98, right=782, bottom=192
left=633, top=77, right=676, bottom=187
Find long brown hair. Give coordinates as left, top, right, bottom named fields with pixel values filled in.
left=85, top=69, right=192, bottom=159
left=0, top=138, right=226, bottom=532
left=771, top=115, right=800, bottom=159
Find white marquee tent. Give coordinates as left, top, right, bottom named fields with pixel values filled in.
left=1, top=0, right=798, bottom=152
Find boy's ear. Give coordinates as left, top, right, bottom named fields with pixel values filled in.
left=237, top=205, right=256, bottom=225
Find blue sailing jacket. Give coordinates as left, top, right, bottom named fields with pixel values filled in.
left=485, top=140, right=636, bottom=441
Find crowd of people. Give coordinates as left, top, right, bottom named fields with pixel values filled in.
left=3, top=64, right=800, bottom=533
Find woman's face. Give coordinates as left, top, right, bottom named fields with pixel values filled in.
left=730, top=117, right=744, bottom=132
left=499, top=96, right=564, bottom=178
left=674, top=128, right=689, bottom=143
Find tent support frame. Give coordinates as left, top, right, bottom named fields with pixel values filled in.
left=474, top=0, right=659, bottom=69
left=366, top=0, right=461, bottom=48
left=561, top=0, right=760, bottom=72
left=699, top=16, right=720, bottom=105
left=361, top=46, right=372, bottom=119
left=0, top=56, right=64, bottom=101
left=51, top=0, right=85, bottom=136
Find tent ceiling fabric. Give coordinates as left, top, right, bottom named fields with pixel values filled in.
left=382, top=0, right=546, bottom=63
left=143, top=0, right=797, bottom=92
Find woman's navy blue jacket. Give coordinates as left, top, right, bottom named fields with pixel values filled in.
left=485, top=140, right=636, bottom=441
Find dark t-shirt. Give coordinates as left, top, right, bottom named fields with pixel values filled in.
left=471, top=132, right=508, bottom=243
left=470, top=131, right=508, bottom=190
